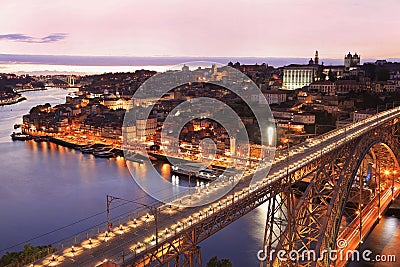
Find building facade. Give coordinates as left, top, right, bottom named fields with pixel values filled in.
left=344, top=52, right=360, bottom=69
left=282, top=66, right=316, bottom=90
left=353, top=110, right=375, bottom=122
left=309, top=81, right=336, bottom=95
left=259, top=90, right=287, bottom=105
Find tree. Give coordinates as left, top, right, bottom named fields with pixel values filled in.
left=206, top=256, right=219, bottom=267
left=328, top=69, right=337, bottom=82
left=219, top=258, right=233, bottom=267
left=361, top=63, right=376, bottom=80
left=206, top=256, right=233, bottom=267
left=376, top=68, right=390, bottom=81
left=0, top=244, right=56, bottom=266
left=317, top=65, right=326, bottom=81
left=29, top=103, right=51, bottom=114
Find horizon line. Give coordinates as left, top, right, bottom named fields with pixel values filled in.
left=2, top=53, right=400, bottom=64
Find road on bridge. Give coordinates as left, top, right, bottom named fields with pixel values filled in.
left=33, top=107, right=400, bottom=266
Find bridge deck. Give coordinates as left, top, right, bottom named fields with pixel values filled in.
left=32, top=107, right=400, bottom=266
left=335, top=185, right=400, bottom=267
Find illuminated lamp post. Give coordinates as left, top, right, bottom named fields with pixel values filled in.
left=106, top=195, right=159, bottom=248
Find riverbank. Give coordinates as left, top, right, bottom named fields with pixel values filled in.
left=13, top=131, right=125, bottom=159
left=0, top=96, right=27, bottom=106
left=0, top=87, right=47, bottom=106
left=48, top=137, right=86, bottom=149
left=14, top=87, right=46, bottom=93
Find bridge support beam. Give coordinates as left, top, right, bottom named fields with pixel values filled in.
left=263, top=121, right=400, bottom=267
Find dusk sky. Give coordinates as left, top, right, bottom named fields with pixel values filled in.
left=1, top=0, right=400, bottom=61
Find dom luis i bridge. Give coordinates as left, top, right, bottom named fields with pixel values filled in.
left=31, top=106, right=400, bottom=267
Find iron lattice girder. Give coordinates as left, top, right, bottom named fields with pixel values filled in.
left=128, top=158, right=322, bottom=267
left=271, top=122, right=400, bottom=267
left=263, top=141, right=351, bottom=265
left=129, top=121, right=399, bottom=267
left=130, top=182, right=283, bottom=267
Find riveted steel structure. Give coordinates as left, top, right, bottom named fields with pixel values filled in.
left=30, top=108, right=400, bottom=267
left=261, top=118, right=400, bottom=267
left=129, top=118, right=400, bottom=267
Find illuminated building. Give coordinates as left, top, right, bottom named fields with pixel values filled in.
left=282, top=65, right=317, bottom=90
left=335, top=80, right=360, bottom=94
left=136, top=117, right=157, bottom=141
left=353, top=110, right=376, bottom=122
left=282, top=51, right=319, bottom=90
left=102, top=97, right=132, bottom=110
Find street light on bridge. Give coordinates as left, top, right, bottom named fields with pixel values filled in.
left=106, top=195, right=160, bottom=248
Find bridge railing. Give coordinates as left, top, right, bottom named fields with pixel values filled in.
left=101, top=104, right=400, bottom=264
left=16, top=174, right=242, bottom=266
left=21, top=178, right=225, bottom=264
left=32, top=183, right=246, bottom=266
left=22, top=105, right=400, bottom=266
left=275, top=104, right=400, bottom=161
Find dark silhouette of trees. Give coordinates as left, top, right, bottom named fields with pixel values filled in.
left=206, top=256, right=233, bottom=267
left=0, top=244, right=56, bottom=267
left=328, top=69, right=337, bottom=82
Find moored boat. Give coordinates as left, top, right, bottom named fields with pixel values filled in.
left=170, top=165, right=218, bottom=181
left=130, top=157, right=143, bottom=164
left=80, top=147, right=94, bottom=153
left=80, top=143, right=109, bottom=154
left=10, top=132, right=33, bottom=141
left=93, top=149, right=115, bottom=158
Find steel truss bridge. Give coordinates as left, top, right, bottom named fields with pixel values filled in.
left=32, top=107, right=400, bottom=267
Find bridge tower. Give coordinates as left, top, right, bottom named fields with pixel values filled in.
left=67, top=75, right=76, bottom=87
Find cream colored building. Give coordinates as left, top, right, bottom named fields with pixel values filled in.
left=353, top=110, right=375, bottom=122
left=136, top=117, right=157, bottom=141
left=283, top=66, right=316, bottom=90
left=102, top=97, right=132, bottom=110
left=293, top=113, right=315, bottom=124
left=122, top=125, right=137, bottom=143
left=260, top=91, right=287, bottom=105
left=309, top=81, right=336, bottom=95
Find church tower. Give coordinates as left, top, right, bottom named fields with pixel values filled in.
left=212, top=64, right=218, bottom=75
left=344, top=52, right=352, bottom=68
left=314, top=50, right=319, bottom=65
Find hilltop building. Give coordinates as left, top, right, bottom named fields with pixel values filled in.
left=344, top=52, right=360, bottom=68
left=282, top=51, right=320, bottom=90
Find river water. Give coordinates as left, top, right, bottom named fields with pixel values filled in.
left=0, top=88, right=398, bottom=266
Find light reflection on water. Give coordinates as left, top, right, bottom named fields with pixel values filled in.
left=0, top=88, right=197, bottom=255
